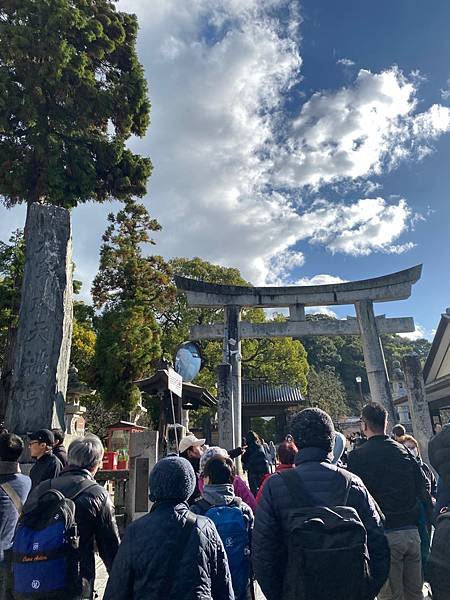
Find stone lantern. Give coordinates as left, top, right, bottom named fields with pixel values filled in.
left=65, top=366, right=93, bottom=436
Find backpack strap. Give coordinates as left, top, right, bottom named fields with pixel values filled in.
left=69, top=479, right=98, bottom=502
left=193, top=498, right=212, bottom=515
left=0, top=482, right=23, bottom=514
left=278, top=469, right=317, bottom=508
left=279, top=468, right=351, bottom=508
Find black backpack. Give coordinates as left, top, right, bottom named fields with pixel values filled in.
left=279, top=468, right=371, bottom=600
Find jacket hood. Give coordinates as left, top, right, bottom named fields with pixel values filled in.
left=202, top=483, right=235, bottom=506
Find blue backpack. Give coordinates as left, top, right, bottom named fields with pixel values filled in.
left=12, top=480, right=96, bottom=598
left=196, top=498, right=251, bottom=600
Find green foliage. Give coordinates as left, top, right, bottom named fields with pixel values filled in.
left=95, top=304, right=160, bottom=412
left=242, top=336, right=309, bottom=393
left=306, top=366, right=348, bottom=420
left=0, top=0, right=151, bottom=207
left=301, top=314, right=432, bottom=414
left=92, top=200, right=174, bottom=412
left=71, top=311, right=96, bottom=383
left=250, top=416, right=277, bottom=441
left=0, top=230, right=25, bottom=366
left=92, top=200, right=173, bottom=310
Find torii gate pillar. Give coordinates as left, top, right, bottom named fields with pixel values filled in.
left=355, top=300, right=397, bottom=427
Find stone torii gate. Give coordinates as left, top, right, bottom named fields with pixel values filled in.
left=175, top=265, right=422, bottom=450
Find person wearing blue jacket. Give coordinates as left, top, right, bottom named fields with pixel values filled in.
left=0, top=432, right=31, bottom=596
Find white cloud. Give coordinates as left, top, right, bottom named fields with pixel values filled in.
left=276, top=68, right=450, bottom=189
left=296, top=274, right=348, bottom=285
left=267, top=250, right=305, bottom=284
left=441, top=77, right=450, bottom=101
left=398, top=323, right=427, bottom=341
left=306, top=306, right=339, bottom=318
left=1, top=5, right=448, bottom=290
left=337, top=58, right=355, bottom=67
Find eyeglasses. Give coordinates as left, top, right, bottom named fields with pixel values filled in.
left=28, top=441, right=40, bottom=446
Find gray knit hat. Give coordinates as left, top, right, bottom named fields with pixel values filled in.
left=291, top=408, right=335, bottom=452
left=149, top=456, right=196, bottom=502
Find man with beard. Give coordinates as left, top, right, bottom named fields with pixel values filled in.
left=179, top=434, right=205, bottom=505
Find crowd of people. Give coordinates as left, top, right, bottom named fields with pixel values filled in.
left=0, top=405, right=449, bottom=599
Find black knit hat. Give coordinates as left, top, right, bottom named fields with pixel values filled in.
left=290, top=408, right=335, bottom=452
left=149, top=456, right=196, bottom=502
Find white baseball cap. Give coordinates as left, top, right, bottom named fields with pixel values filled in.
left=178, top=434, right=206, bottom=455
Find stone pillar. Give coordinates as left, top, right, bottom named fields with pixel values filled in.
left=127, top=429, right=159, bottom=521
left=217, top=363, right=235, bottom=451
left=402, top=354, right=434, bottom=465
left=226, top=306, right=242, bottom=471
left=6, top=203, right=73, bottom=434
left=355, top=300, right=396, bottom=428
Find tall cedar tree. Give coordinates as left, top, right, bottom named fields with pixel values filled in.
left=0, top=0, right=151, bottom=207
left=0, top=0, right=151, bottom=417
left=92, top=200, right=174, bottom=412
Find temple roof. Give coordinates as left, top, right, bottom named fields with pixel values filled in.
left=242, top=381, right=304, bottom=406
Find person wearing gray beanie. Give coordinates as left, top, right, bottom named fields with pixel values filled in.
left=105, top=456, right=234, bottom=600
left=149, top=456, right=196, bottom=502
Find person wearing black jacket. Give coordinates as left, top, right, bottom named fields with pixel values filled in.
left=104, top=456, right=234, bottom=600
left=29, top=429, right=62, bottom=489
left=347, top=403, right=428, bottom=600
left=241, top=431, right=269, bottom=496
left=253, top=408, right=389, bottom=600
left=27, top=434, right=120, bottom=599
left=52, top=428, right=68, bottom=467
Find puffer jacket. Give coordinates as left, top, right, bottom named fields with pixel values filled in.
left=28, top=467, right=120, bottom=594
left=253, top=447, right=390, bottom=600
left=104, top=501, right=235, bottom=600
left=255, top=463, right=293, bottom=504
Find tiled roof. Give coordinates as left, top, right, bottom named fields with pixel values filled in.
left=242, top=381, right=304, bottom=406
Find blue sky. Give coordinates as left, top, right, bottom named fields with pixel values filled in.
left=293, top=0, right=450, bottom=335
left=1, top=0, right=450, bottom=340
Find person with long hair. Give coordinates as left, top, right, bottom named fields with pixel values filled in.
left=241, top=431, right=270, bottom=496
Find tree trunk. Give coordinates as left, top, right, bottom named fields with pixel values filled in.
left=5, top=203, right=73, bottom=434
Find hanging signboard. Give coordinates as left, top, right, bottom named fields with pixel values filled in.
left=168, top=366, right=183, bottom=397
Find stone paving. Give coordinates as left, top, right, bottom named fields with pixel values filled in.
left=94, top=555, right=266, bottom=599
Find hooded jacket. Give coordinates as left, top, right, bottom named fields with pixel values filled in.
left=104, top=501, right=234, bottom=600
left=252, top=447, right=390, bottom=600
left=198, top=474, right=257, bottom=513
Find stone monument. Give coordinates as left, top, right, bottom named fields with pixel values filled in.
left=6, top=203, right=73, bottom=434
